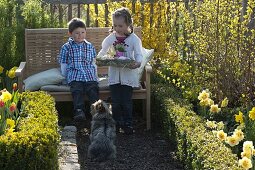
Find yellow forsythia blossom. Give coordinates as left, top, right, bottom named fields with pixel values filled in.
left=235, top=111, right=244, bottom=123
left=210, top=104, right=221, bottom=113
left=216, top=130, right=227, bottom=141
left=198, top=90, right=210, bottom=101
left=220, top=97, right=228, bottom=107
left=0, top=90, right=12, bottom=102
left=249, top=107, right=255, bottom=120
left=0, top=65, right=3, bottom=74
left=238, top=157, right=252, bottom=170
left=226, top=135, right=239, bottom=147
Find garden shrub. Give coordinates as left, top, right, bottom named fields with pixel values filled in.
left=152, top=80, right=242, bottom=169
left=0, top=91, right=60, bottom=170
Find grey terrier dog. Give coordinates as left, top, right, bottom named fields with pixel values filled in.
left=88, top=99, right=116, bottom=162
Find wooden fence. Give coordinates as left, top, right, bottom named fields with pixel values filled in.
left=41, top=0, right=173, bottom=27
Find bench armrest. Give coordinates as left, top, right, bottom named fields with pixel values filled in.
left=15, top=62, right=26, bottom=92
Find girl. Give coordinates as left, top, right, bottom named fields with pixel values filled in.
left=98, top=7, right=143, bottom=134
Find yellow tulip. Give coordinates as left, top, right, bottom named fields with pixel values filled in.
left=0, top=90, right=12, bottom=102
left=7, top=66, right=18, bottom=79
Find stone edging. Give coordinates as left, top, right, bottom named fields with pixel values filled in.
left=58, top=126, right=80, bottom=170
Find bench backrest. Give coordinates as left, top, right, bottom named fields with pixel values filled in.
left=25, top=27, right=142, bottom=78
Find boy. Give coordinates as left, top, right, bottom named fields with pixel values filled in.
left=59, top=18, right=99, bottom=122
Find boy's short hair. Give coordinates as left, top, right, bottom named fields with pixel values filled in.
left=68, top=18, right=86, bottom=33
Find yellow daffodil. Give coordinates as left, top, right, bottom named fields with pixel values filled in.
left=249, top=107, right=255, bottom=120
left=216, top=130, right=227, bottom=141
left=243, top=141, right=254, bottom=153
left=200, top=98, right=214, bottom=107
left=238, top=157, right=252, bottom=170
left=217, top=121, right=224, bottom=130
left=206, top=120, right=217, bottom=129
left=210, top=104, right=221, bottom=113
left=235, top=111, right=244, bottom=124
left=226, top=135, right=239, bottom=147
left=0, top=90, right=12, bottom=102
left=198, top=90, right=210, bottom=101
left=0, top=65, right=3, bottom=74
left=236, top=123, right=245, bottom=130
left=233, top=129, right=244, bottom=142
left=241, top=151, right=252, bottom=159
left=220, top=97, right=228, bottom=107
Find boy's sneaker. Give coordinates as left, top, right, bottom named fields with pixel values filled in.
left=123, top=126, right=134, bottom=135
left=74, top=109, right=86, bottom=122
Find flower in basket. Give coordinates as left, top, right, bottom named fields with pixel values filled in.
left=0, top=83, right=20, bottom=135
left=113, top=40, right=128, bottom=58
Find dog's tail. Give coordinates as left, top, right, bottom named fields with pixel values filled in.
left=88, top=134, right=116, bottom=162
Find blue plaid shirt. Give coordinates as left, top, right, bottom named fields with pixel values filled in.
left=59, top=38, right=98, bottom=84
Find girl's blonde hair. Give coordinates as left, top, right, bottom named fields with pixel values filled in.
left=111, top=7, right=133, bottom=35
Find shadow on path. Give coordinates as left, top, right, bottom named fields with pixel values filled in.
left=75, top=116, right=184, bottom=170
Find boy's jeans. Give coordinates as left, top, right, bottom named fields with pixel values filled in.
left=110, top=83, right=133, bottom=127
left=70, top=81, right=99, bottom=113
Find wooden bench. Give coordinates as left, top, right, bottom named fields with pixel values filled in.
left=15, top=27, right=152, bottom=130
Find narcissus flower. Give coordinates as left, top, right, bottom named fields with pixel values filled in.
left=217, top=121, right=224, bottom=130
left=241, top=151, right=252, bottom=159
left=220, top=97, right=228, bottom=107
left=235, top=111, right=244, bottom=124
left=226, top=135, right=239, bottom=147
left=243, top=141, right=254, bottom=153
left=216, top=130, right=227, bottom=141
left=249, top=107, right=255, bottom=120
left=198, top=90, right=210, bottom=101
left=210, top=104, right=221, bottom=113
left=206, top=120, right=217, bottom=129
left=200, top=98, right=214, bottom=106
left=233, top=129, right=244, bottom=142
left=238, top=157, right=252, bottom=170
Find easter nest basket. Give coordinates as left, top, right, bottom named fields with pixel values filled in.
left=96, top=56, right=136, bottom=67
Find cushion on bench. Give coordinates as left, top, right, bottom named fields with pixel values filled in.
left=138, top=48, right=154, bottom=80
left=40, top=77, right=109, bottom=91
left=23, top=68, right=65, bottom=91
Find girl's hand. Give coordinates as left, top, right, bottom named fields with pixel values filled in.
left=128, top=62, right=141, bottom=69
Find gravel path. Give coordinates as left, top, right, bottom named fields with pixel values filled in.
left=75, top=116, right=184, bottom=170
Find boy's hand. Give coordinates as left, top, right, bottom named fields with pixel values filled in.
left=128, top=62, right=141, bottom=69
